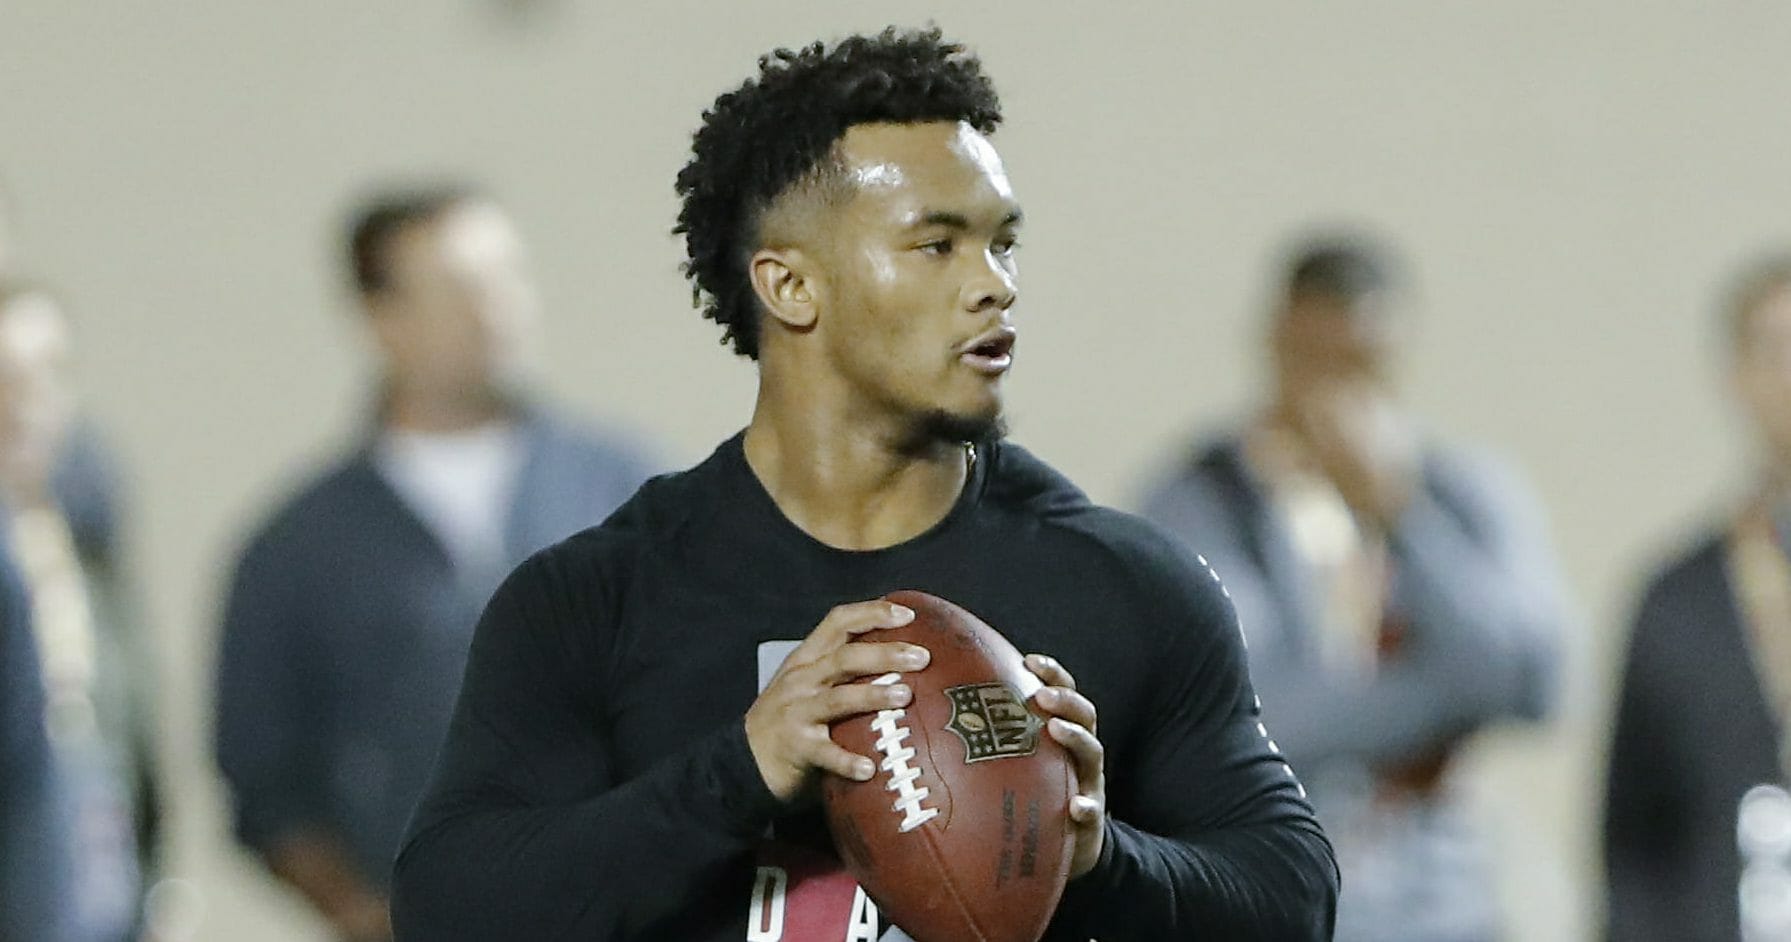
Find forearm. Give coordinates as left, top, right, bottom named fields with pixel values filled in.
left=1389, top=494, right=1562, bottom=721
left=391, top=723, right=780, bottom=941
left=1052, top=817, right=1337, bottom=940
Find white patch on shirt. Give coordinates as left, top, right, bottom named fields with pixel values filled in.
left=376, top=422, right=524, bottom=575
left=757, top=641, right=802, bottom=694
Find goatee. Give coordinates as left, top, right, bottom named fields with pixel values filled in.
left=914, top=408, right=1007, bottom=449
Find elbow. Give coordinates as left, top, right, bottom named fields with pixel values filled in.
left=1234, top=828, right=1338, bottom=941
left=1440, top=610, right=1560, bottom=726
left=389, top=816, right=555, bottom=942
left=390, top=820, right=485, bottom=942
left=1287, top=825, right=1340, bottom=941
left=1495, top=613, right=1561, bottom=723
left=390, top=835, right=449, bottom=942
left=1219, top=821, right=1340, bottom=940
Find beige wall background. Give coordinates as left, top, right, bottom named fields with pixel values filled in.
left=5, top=2, right=1790, bottom=939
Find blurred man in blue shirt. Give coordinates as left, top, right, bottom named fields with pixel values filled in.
left=214, top=186, right=657, bottom=942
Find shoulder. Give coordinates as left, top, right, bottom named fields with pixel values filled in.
left=1631, top=527, right=1729, bottom=621
left=990, top=440, right=1238, bottom=631
left=511, top=439, right=728, bottom=587
left=528, top=411, right=659, bottom=474
left=1134, top=429, right=1252, bottom=521
left=227, top=445, right=414, bottom=584
left=51, top=420, right=124, bottom=555
left=992, top=439, right=1216, bottom=564
left=1419, top=437, right=1540, bottom=509
left=237, top=455, right=367, bottom=549
left=1611, top=527, right=1730, bottom=692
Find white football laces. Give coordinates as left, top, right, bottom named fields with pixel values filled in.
left=868, top=672, right=940, bottom=833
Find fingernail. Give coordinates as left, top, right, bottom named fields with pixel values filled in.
left=890, top=605, right=915, bottom=625
left=901, top=646, right=930, bottom=668
left=889, top=684, right=911, bottom=703
left=855, top=758, right=876, bottom=780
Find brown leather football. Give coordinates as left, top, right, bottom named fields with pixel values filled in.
left=821, top=590, right=1077, bottom=942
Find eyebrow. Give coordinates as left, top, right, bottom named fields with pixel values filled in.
left=912, top=208, right=1025, bottom=230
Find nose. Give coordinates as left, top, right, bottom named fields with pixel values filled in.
left=963, top=248, right=1017, bottom=314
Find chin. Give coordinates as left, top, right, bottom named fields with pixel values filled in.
left=915, top=406, right=1007, bottom=447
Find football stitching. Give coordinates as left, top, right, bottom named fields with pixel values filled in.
left=868, top=672, right=940, bottom=833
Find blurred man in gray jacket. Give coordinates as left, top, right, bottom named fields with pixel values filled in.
left=1139, top=233, right=1566, bottom=942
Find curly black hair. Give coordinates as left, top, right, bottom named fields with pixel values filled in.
left=675, top=27, right=1004, bottom=359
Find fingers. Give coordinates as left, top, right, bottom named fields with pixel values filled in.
left=813, top=676, right=911, bottom=722
left=1048, top=716, right=1105, bottom=791
left=1030, top=684, right=1096, bottom=734
left=796, top=727, right=878, bottom=783
left=1024, top=653, right=1078, bottom=691
left=745, top=599, right=925, bottom=801
left=821, top=599, right=916, bottom=641
left=817, top=639, right=929, bottom=684
left=1024, top=657, right=1108, bottom=880
left=1027, top=653, right=1095, bottom=737
left=780, top=600, right=916, bottom=674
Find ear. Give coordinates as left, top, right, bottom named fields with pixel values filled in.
left=748, top=248, right=819, bottom=331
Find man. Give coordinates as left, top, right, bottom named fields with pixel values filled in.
left=392, top=28, right=1337, bottom=941
left=1, top=548, right=71, bottom=942
left=1605, top=255, right=1791, bottom=941
left=213, top=187, right=656, bottom=942
left=1140, top=235, right=1565, bottom=942
left=0, top=279, right=161, bottom=942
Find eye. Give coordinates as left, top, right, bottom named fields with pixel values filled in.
left=993, top=236, right=1020, bottom=257
left=919, top=239, right=955, bottom=257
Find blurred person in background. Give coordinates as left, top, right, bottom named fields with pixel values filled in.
left=1605, top=254, right=1791, bottom=941
left=1139, top=233, right=1566, bottom=942
left=212, top=185, right=656, bottom=942
left=0, top=280, right=162, bottom=942
left=1, top=553, right=72, bottom=942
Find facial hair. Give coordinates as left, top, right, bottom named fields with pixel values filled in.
left=910, top=407, right=1007, bottom=451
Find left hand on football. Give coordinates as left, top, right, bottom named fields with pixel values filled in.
left=1024, top=653, right=1105, bottom=879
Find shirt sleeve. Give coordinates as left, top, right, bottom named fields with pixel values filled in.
left=213, top=529, right=332, bottom=855
left=1049, top=532, right=1339, bottom=939
left=389, top=542, right=784, bottom=941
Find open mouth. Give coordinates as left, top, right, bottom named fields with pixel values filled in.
left=959, top=329, right=1016, bottom=375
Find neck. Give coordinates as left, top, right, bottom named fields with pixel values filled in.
left=743, top=365, right=969, bottom=552
left=382, top=382, right=509, bottom=435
